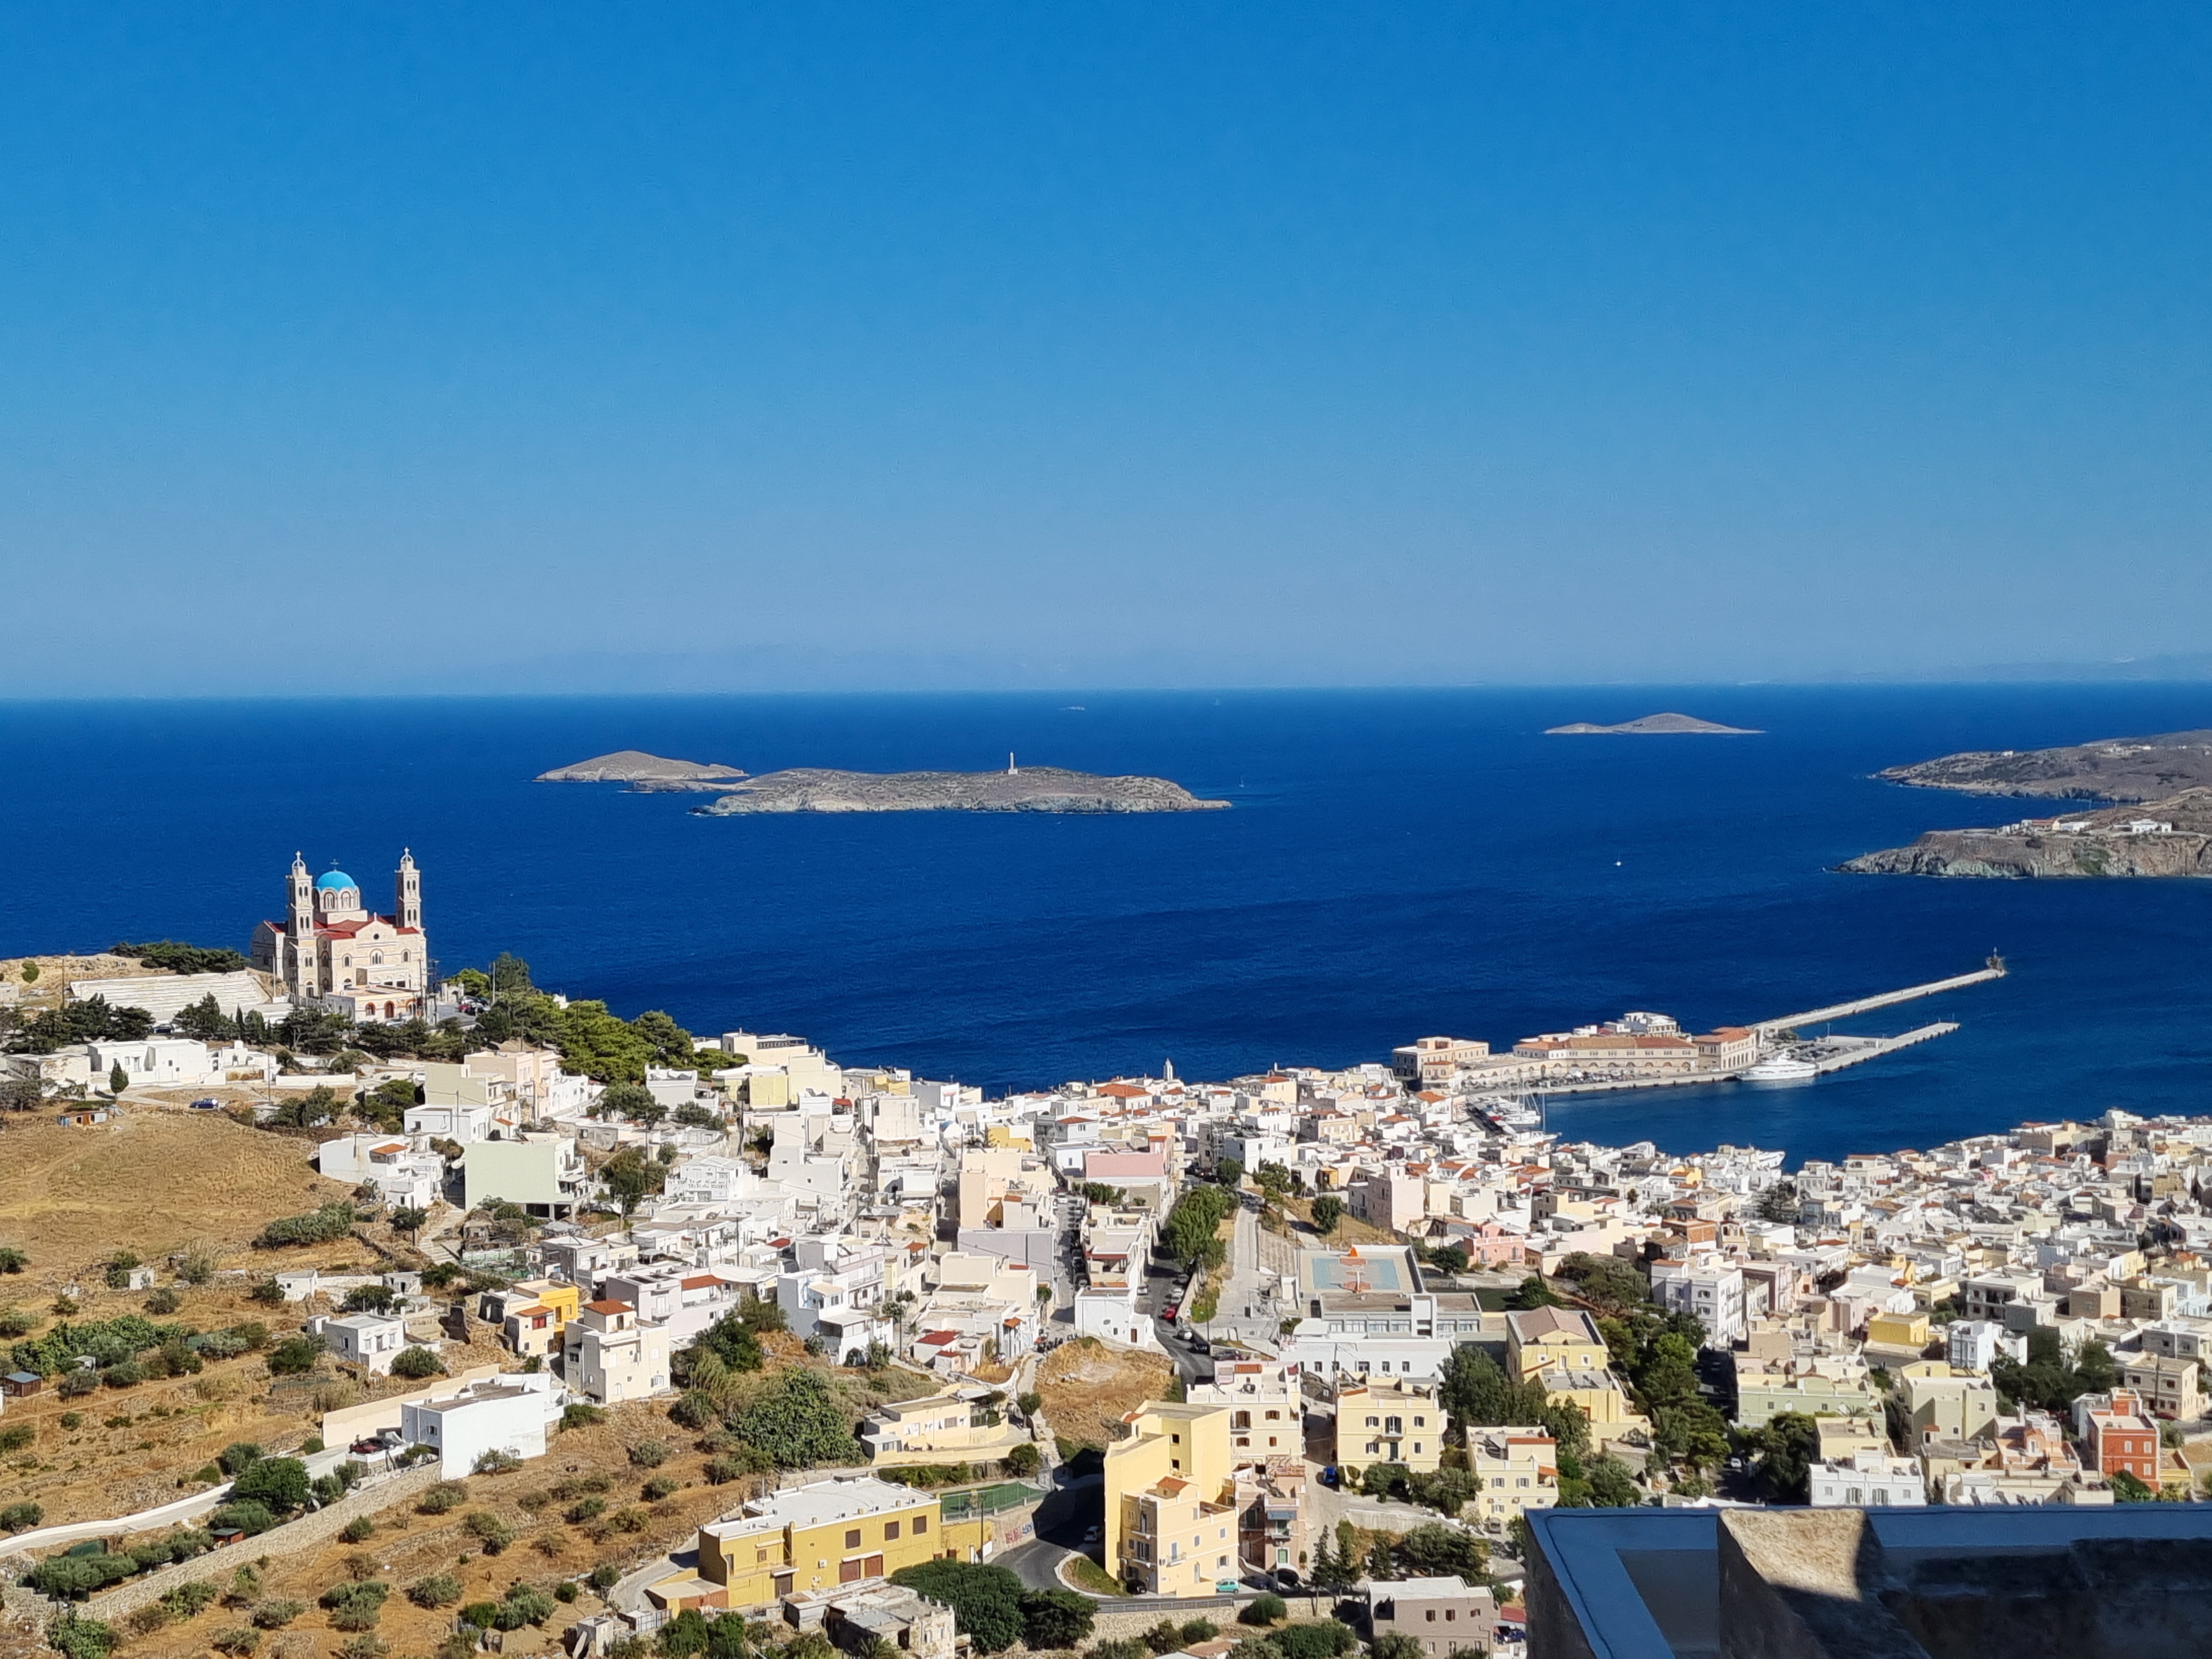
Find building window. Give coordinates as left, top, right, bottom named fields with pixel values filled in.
left=913, top=1515, right=927, bottom=1534
left=845, top=1530, right=862, bottom=1548
left=884, top=1521, right=900, bottom=1539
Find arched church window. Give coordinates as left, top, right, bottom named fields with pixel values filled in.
left=373, top=952, right=383, bottom=966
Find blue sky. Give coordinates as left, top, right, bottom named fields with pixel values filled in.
left=5, top=5, right=2211, bottom=692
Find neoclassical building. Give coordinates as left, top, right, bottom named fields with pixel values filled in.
left=250, top=851, right=430, bottom=1022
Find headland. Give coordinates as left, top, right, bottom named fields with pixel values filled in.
left=1842, top=788, right=2212, bottom=878
left=1876, top=729, right=2212, bottom=802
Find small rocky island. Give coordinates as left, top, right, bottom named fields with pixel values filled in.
left=1876, top=728, right=2212, bottom=802
left=1842, top=788, right=2212, bottom=878
left=537, top=751, right=747, bottom=789
left=691, top=765, right=1229, bottom=816
left=1545, top=712, right=1762, bottom=735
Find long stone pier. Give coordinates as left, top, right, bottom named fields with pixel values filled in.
left=1753, top=964, right=2005, bottom=1036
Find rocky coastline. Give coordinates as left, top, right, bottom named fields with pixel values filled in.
left=1876, top=729, right=2212, bottom=802
left=690, top=765, right=1229, bottom=816
left=1842, top=787, right=2212, bottom=878
left=536, top=750, right=746, bottom=787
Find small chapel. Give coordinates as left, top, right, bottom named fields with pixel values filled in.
left=250, top=850, right=431, bottom=1023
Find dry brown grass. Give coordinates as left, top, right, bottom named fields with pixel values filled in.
left=0, top=1104, right=352, bottom=1271
left=1036, top=1338, right=1172, bottom=1450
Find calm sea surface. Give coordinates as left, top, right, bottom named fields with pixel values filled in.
left=2, top=686, right=2208, bottom=1166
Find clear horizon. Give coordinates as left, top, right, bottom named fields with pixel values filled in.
left=4, top=7, right=2210, bottom=695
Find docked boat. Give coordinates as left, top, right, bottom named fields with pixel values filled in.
left=1742, top=1051, right=1818, bottom=1081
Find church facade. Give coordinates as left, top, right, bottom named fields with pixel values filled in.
left=250, top=851, right=430, bottom=1023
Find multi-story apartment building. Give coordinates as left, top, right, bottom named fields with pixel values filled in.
left=560, top=1299, right=672, bottom=1405
left=1335, top=1378, right=1445, bottom=1472
left=1466, top=1426, right=1557, bottom=1537
left=1649, top=1255, right=1747, bottom=1347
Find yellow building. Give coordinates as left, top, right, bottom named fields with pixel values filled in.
left=1866, top=1310, right=1931, bottom=1350
left=860, top=1385, right=1030, bottom=1466
left=1103, top=1400, right=1234, bottom=1595
left=1336, top=1379, right=1445, bottom=1472
left=1467, top=1426, right=1558, bottom=1536
left=647, top=1476, right=945, bottom=1612
left=1504, top=1306, right=1611, bottom=1384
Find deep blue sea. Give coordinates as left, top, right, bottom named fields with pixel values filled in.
left=3, top=686, right=2209, bottom=1167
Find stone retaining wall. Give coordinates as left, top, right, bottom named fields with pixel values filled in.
left=84, top=1464, right=441, bottom=1622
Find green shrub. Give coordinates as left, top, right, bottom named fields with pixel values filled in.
left=1240, top=1595, right=1286, bottom=1627
left=319, top=1579, right=388, bottom=1632
left=554, top=1581, right=579, bottom=1603
left=1271, top=1623, right=1357, bottom=1659
left=338, top=1516, right=374, bottom=1544
left=495, top=1584, right=557, bottom=1629
left=628, top=1438, right=669, bottom=1468
left=0, top=1499, right=43, bottom=1530
left=390, top=1345, right=443, bottom=1380
left=1179, top=1621, right=1218, bottom=1645
left=471, top=1447, right=522, bottom=1474
left=219, top=1442, right=264, bottom=1475
left=641, top=1476, right=678, bottom=1501
left=161, top=1580, right=220, bottom=1618
left=250, top=1600, right=306, bottom=1629
left=409, top=1574, right=464, bottom=1609
left=566, top=1497, right=607, bottom=1525
left=145, top=1288, right=183, bottom=1315
left=264, top=1336, right=322, bottom=1375
left=0, top=1425, right=32, bottom=1454
left=1020, top=1588, right=1096, bottom=1649
left=255, top=1203, right=357, bottom=1249
left=206, top=1499, right=278, bottom=1537
left=561, top=1403, right=605, bottom=1430
left=210, top=1630, right=261, bottom=1657
left=462, top=1510, right=517, bottom=1553
left=417, top=1481, right=469, bottom=1515
left=458, top=1602, right=501, bottom=1629
left=586, top=1563, right=622, bottom=1593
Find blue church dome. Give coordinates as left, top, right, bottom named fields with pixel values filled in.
left=315, top=869, right=358, bottom=891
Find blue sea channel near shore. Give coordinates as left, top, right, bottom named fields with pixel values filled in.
left=2, top=684, right=2209, bottom=1167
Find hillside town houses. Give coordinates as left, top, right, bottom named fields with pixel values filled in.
left=21, top=938, right=2212, bottom=1579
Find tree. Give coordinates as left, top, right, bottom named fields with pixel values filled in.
left=1504, top=1276, right=1560, bottom=1310
left=1393, top=1522, right=1484, bottom=1579
left=388, top=1206, right=428, bottom=1242
left=2109, top=1469, right=2155, bottom=1502
left=1742, top=1412, right=1820, bottom=1503
left=1585, top=1454, right=1640, bottom=1508
left=228, top=1456, right=311, bottom=1513
left=1018, top=1589, right=1094, bottom=1649
left=600, top=1147, right=665, bottom=1216
left=1753, top=1181, right=1801, bottom=1223
left=1214, top=1157, right=1244, bottom=1187
left=889, top=1562, right=1024, bottom=1652
left=108, top=1063, right=130, bottom=1095
left=389, top=1345, right=443, bottom=1379
left=1554, top=1254, right=1652, bottom=1318
left=176, top=995, right=239, bottom=1043
left=1271, top=1623, right=1356, bottom=1659
left=1310, top=1196, right=1344, bottom=1235
left=1004, top=1442, right=1041, bottom=1477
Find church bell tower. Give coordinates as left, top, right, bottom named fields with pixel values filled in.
left=286, top=853, right=315, bottom=996
left=396, top=849, right=422, bottom=931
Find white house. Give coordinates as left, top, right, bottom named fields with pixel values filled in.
left=1809, top=1453, right=1927, bottom=1508
left=1649, top=1256, right=1747, bottom=1347
left=307, top=1312, right=416, bottom=1376
left=408, top=1099, right=495, bottom=1143
left=561, top=1300, right=672, bottom=1404
left=1072, top=1284, right=1157, bottom=1350
left=399, top=1374, right=565, bottom=1477
left=667, top=1155, right=749, bottom=1209
left=88, top=1039, right=219, bottom=1089
left=317, top=1134, right=445, bottom=1209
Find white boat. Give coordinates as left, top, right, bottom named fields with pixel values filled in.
left=1742, top=1052, right=1818, bottom=1081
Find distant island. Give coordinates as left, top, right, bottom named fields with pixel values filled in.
left=537, top=751, right=748, bottom=789
left=1876, top=729, right=2212, bottom=802
left=1842, top=787, right=2212, bottom=878
left=691, top=764, right=1229, bottom=816
left=1544, top=712, right=1762, bottom=735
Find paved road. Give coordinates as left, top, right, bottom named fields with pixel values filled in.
left=0, top=1440, right=407, bottom=1560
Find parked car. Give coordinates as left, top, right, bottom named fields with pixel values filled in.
left=1161, top=1306, right=1178, bottom=1323
left=1188, top=1336, right=1211, bottom=1355
left=189, top=1098, right=223, bottom=1111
